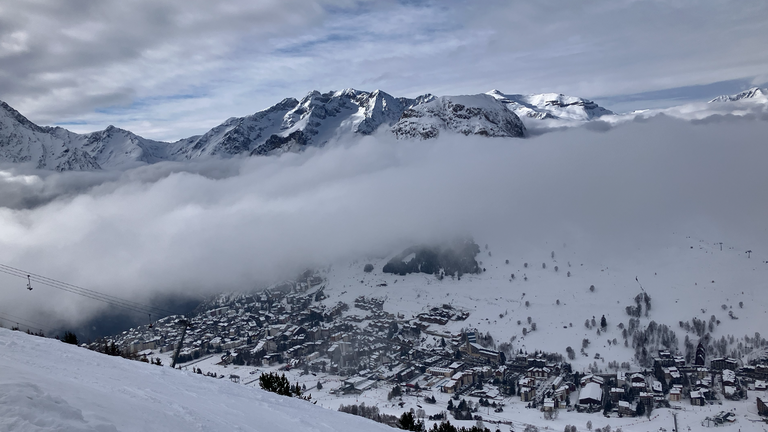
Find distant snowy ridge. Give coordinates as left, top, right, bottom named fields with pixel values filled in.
left=0, top=327, right=393, bottom=432
left=0, top=88, right=613, bottom=171
left=708, top=86, right=768, bottom=103
left=392, top=94, right=526, bottom=139
left=486, top=90, right=613, bottom=121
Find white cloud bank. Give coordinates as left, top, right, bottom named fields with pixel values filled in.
left=0, top=114, right=767, bottom=329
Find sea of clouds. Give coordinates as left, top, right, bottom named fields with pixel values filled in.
left=1, top=113, right=767, bottom=331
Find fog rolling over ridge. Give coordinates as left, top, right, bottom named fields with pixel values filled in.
left=0, top=114, right=766, bottom=331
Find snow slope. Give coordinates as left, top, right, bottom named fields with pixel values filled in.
left=0, top=327, right=394, bottom=432
left=486, top=90, right=614, bottom=121
left=318, top=235, right=768, bottom=374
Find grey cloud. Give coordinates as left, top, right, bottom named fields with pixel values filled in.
left=0, top=0, right=347, bottom=124
left=0, top=115, right=766, bottom=331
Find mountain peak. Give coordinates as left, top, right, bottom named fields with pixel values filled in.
left=709, top=87, right=767, bottom=103
left=0, top=100, right=46, bottom=133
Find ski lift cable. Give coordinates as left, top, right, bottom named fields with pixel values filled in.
left=0, top=264, right=177, bottom=317
left=0, top=309, right=49, bottom=330
left=0, top=266, right=154, bottom=315
left=0, top=311, right=50, bottom=334
left=0, top=263, right=173, bottom=315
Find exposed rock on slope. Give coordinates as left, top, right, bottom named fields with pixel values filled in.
left=392, top=95, right=526, bottom=139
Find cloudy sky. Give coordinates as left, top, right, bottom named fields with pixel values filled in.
left=1, top=0, right=767, bottom=141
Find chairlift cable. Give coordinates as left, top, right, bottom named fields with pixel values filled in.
left=1, top=263, right=174, bottom=315
left=0, top=311, right=51, bottom=335
left=0, top=263, right=179, bottom=317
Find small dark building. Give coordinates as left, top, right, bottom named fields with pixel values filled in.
left=695, top=341, right=706, bottom=366
left=758, top=397, right=768, bottom=417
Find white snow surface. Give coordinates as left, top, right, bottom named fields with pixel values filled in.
left=0, top=327, right=393, bottom=432
left=486, top=89, right=614, bottom=122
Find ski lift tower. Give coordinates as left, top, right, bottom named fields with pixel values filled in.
left=170, top=318, right=191, bottom=369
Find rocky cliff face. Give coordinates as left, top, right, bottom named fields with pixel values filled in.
left=392, top=95, right=526, bottom=139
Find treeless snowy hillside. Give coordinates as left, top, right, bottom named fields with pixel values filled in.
left=0, top=328, right=393, bottom=432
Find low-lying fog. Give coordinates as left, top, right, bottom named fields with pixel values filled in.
left=1, top=114, right=767, bottom=333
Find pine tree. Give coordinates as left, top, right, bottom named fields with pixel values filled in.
left=62, top=331, right=78, bottom=345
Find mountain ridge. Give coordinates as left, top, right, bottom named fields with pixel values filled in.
left=708, top=86, right=767, bottom=103
left=0, top=88, right=612, bottom=171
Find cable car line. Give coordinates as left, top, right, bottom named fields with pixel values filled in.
left=0, top=310, right=51, bottom=335
left=0, top=263, right=178, bottom=318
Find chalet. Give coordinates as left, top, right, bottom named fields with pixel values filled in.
left=694, top=367, right=709, bottom=379
left=653, top=351, right=675, bottom=368
left=580, top=374, right=605, bottom=387
left=609, top=387, right=625, bottom=403
left=757, top=397, right=768, bottom=417
left=447, top=362, right=464, bottom=374
left=451, top=371, right=474, bottom=387
left=578, top=382, right=603, bottom=406
left=526, top=367, right=550, bottom=380
left=630, top=380, right=647, bottom=396
left=669, top=387, right=681, bottom=402
left=638, top=391, right=654, bottom=407
left=520, top=386, right=536, bottom=402
left=542, top=398, right=556, bottom=412
left=427, top=367, right=453, bottom=378
left=618, top=400, right=633, bottom=417
left=723, top=385, right=736, bottom=399
left=464, top=341, right=500, bottom=363
left=526, top=356, right=546, bottom=368
left=262, top=352, right=280, bottom=366
left=629, top=372, right=645, bottom=384
left=663, top=366, right=682, bottom=384
left=690, top=390, right=706, bottom=406
left=519, top=376, right=536, bottom=389
left=554, top=384, right=571, bottom=405
left=617, top=371, right=627, bottom=387
left=710, top=357, right=738, bottom=371
left=442, top=380, right=458, bottom=394
left=674, top=356, right=685, bottom=367
left=722, top=369, right=736, bottom=387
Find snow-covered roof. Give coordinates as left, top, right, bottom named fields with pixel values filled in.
left=579, top=382, right=603, bottom=403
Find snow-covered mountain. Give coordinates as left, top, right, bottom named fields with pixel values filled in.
left=0, top=327, right=394, bottom=432
left=486, top=90, right=614, bottom=121
left=708, top=86, right=768, bottom=103
left=0, top=101, right=174, bottom=171
left=0, top=88, right=614, bottom=171
left=392, top=94, right=526, bottom=139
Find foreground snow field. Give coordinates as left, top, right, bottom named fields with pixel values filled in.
left=0, top=328, right=394, bottom=432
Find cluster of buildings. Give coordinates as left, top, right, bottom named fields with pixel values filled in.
left=89, top=276, right=768, bottom=425
left=561, top=349, right=768, bottom=420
